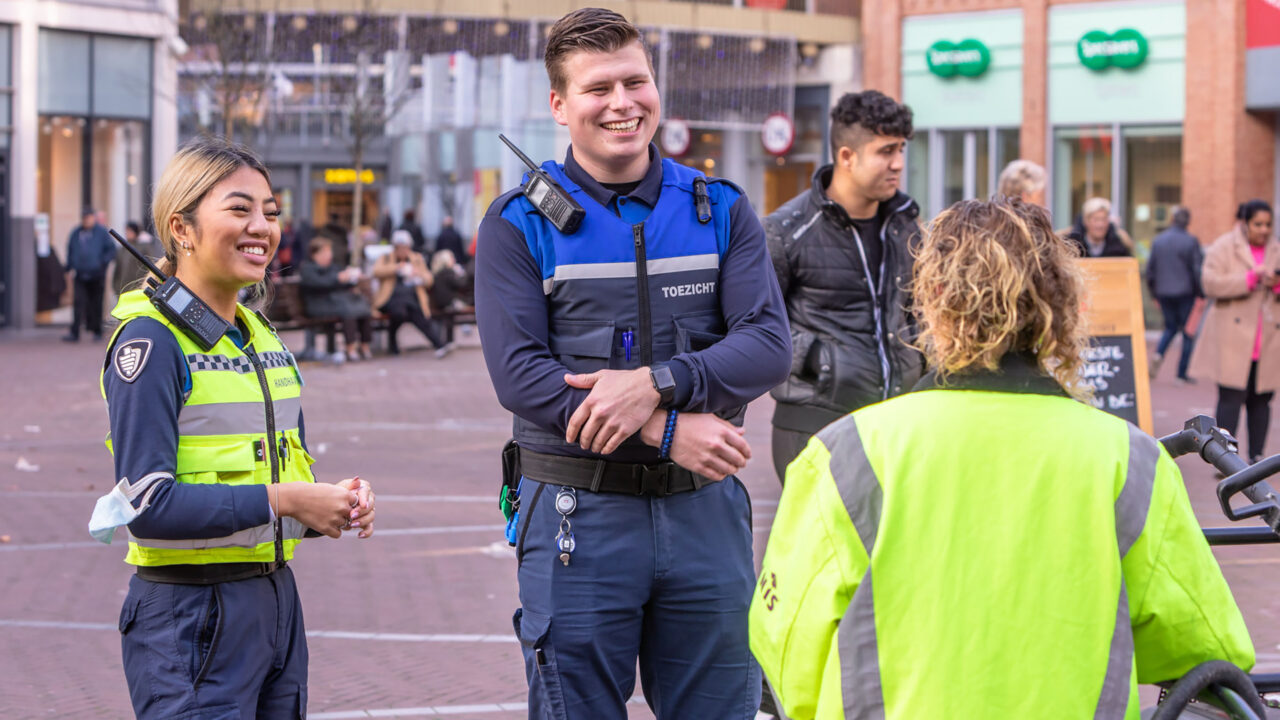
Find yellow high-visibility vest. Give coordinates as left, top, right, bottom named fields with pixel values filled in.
left=102, top=290, right=315, bottom=566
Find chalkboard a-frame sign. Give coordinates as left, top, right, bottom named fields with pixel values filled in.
left=1078, top=258, right=1153, bottom=434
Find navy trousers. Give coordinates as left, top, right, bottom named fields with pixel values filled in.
left=513, top=476, right=761, bottom=720
left=1155, top=294, right=1197, bottom=379
left=119, top=566, right=308, bottom=719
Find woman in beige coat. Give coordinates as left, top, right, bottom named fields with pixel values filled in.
left=373, top=230, right=453, bottom=358
left=1190, top=199, right=1278, bottom=462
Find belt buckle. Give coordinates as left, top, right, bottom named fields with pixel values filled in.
left=637, top=463, right=671, bottom=496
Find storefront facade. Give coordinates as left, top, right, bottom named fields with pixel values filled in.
left=0, top=0, right=179, bottom=330
left=865, top=0, right=1275, bottom=246
left=902, top=9, right=1024, bottom=217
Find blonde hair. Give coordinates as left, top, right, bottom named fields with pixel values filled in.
left=1081, top=196, right=1111, bottom=219
left=431, top=249, right=456, bottom=274
left=997, top=160, right=1046, bottom=200
left=151, top=136, right=272, bottom=278
left=912, top=198, right=1091, bottom=397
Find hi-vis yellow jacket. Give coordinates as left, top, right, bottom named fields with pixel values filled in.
left=750, top=358, right=1254, bottom=720
left=103, top=290, right=316, bottom=566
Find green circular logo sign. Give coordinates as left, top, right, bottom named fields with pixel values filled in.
left=1077, top=28, right=1149, bottom=71
left=926, top=39, right=991, bottom=78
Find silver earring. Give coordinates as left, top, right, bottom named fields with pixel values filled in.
left=182, top=243, right=192, bottom=256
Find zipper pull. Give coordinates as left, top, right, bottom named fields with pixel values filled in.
left=623, top=328, right=634, bottom=362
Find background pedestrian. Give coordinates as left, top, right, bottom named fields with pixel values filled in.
left=63, top=206, right=116, bottom=342
left=1147, top=206, right=1203, bottom=382
left=1191, top=199, right=1279, bottom=463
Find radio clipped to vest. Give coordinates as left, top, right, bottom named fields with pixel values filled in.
left=109, top=229, right=229, bottom=351
left=499, top=133, right=585, bottom=235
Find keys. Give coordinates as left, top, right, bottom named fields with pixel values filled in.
left=555, top=487, right=577, bottom=566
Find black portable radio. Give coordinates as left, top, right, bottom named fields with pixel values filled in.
left=499, top=134, right=585, bottom=235
left=109, top=229, right=230, bottom=351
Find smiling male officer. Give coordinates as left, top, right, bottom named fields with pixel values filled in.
left=474, top=8, right=790, bottom=719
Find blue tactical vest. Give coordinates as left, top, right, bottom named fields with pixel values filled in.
left=499, top=158, right=742, bottom=454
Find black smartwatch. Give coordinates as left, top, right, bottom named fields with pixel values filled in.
left=650, top=365, right=676, bottom=408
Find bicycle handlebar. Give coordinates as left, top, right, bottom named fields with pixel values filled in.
left=1159, top=415, right=1280, bottom=534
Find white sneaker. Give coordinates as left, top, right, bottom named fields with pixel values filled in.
left=330, top=351, right=346, bottom=365
left=434, top=343, right=454, bottom=359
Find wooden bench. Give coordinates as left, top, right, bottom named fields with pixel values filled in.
left=431, top=303, right=476, bottom=343
left=267, top=276, right=389, bottom=356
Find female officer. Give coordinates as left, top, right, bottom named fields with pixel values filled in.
left=87, top=136, right=375, bottom=719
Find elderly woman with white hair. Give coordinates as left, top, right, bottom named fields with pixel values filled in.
left=374, top=229, right=454, bottom=358
left=997, top=159, right=1047, bottom=206
left=1067, top=196, right=1133, bottom=258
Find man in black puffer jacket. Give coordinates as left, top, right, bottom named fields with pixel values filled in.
left=764, top=91, right=925, bottom=482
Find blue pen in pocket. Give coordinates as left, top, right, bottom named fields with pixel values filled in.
left=623, top=327, right=634, bottom=362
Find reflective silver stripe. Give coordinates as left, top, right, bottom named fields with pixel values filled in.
left=123, top=472, right=172, bottom=502
left=1093, top=426, right=1158, bottom=717
left=838, top=571, right=886, bottom=720
left=549, top=253, right=720, bottom=285
left=176, top=397, right=302, bottom=436
left=820, top=417, right=887, bottom=718
left=648, top=254, right=719, bottom=275
left=1117, top=424, right=1158, bottom=556
left=133, top=517, right=308, bottom=549
left=791, top=211, right=822, bottom=241
left=1094, top=581, right=1133, bottom=719
left=817, top=417, right=883, bottom=554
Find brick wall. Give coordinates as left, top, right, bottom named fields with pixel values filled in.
left=1185, top=0, right=1277, bottom=239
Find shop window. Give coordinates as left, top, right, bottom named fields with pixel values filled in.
left=38, top=30, right=90, bottom=115
left=906, top=133, right=929, bottom=210
left=995, top=129, right=1019, bottom=179
left=92, top=36, right=152, bottom=119
left=90, top=120, right=148, bottom=230
left=36, top=116, right=86, bottom=262
left=1124, top=126, right=1182, bottom=255
left=0, top=25, right=11, bottom=149
left=1053, top=126, right=1114, bottom=226
left=942, top=129, right=989, bottom=206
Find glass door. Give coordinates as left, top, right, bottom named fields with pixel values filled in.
left=1053, top=126, right=1115, bottom=228
left=1123, top=126, right=1182, bottom=256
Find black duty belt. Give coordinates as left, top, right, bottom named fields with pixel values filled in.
left=519, top=447, right=713, bottom=496
left=136, top=561, right=284, bottom=585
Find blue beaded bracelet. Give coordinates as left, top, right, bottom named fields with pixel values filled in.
left=660, top=409, right=679, bottom=459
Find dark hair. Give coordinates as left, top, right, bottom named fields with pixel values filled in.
left=308, top=235, right=333, bottom=258
left=126, top=221, right=141, bottom=235
left=545, top=7, right=650, bottom=94
left=1237, top=199, right=1274, bottom=223
left=1171, top=207, right=1190, bottom=228
left=830, top=90, right=913, bottom=158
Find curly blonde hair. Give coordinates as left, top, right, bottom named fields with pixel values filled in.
left=912, top=198, right=1091, bottom=397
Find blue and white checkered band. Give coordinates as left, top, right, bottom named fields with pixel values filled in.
left=186, top=351, right=295, bottom=373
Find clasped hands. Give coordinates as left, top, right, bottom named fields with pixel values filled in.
left=269, top=477, right=376, bottom=540
left=564, top=368, right=751, bottom=481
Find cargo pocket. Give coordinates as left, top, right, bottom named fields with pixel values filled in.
left=549, top=319, right=615, bottom=373
left=513, top=608, right=568, bottom=720
left=118, top=591, right=142, bottom=635
left=191, top=585, right=222, bottom=689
